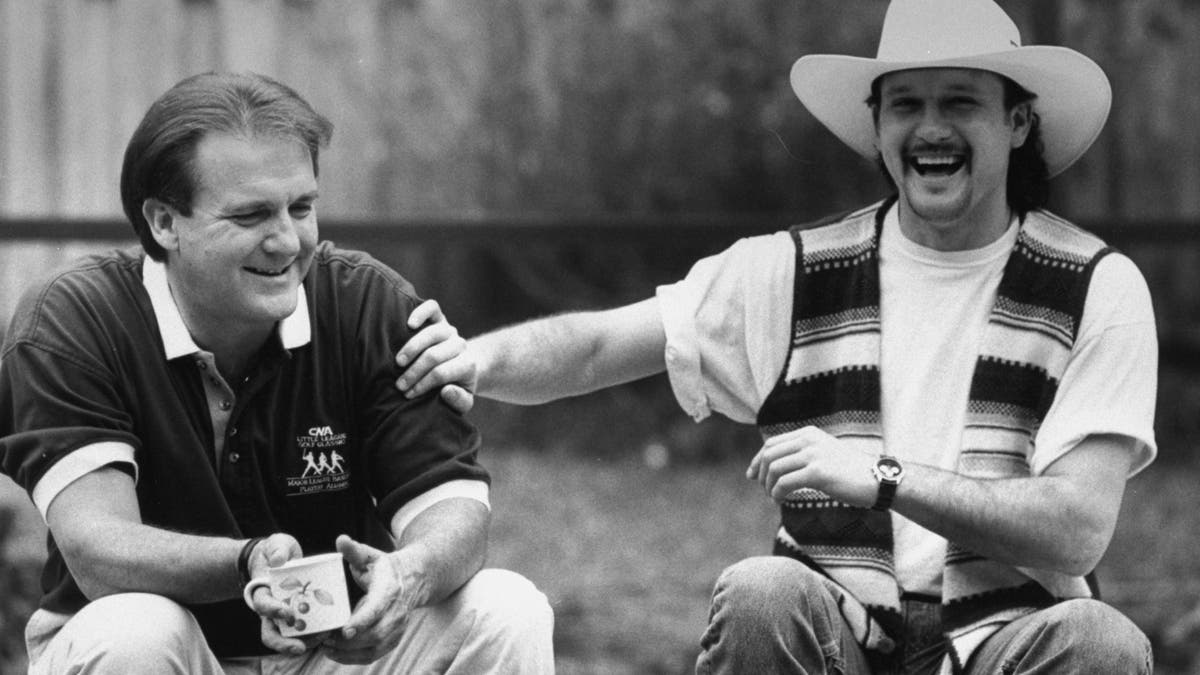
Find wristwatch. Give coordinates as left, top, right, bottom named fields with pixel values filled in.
left=870, top=455, right=905, bottom=511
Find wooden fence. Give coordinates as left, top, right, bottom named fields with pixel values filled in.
left=3, top=0, right=1200, bottom=222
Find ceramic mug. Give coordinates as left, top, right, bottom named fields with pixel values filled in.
left=243, top=552, right=352, bottom=637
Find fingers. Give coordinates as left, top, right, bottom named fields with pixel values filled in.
left=748, top=427, right=826, bottom=495
left=395, top=320, right=458, bottom=370
left=251, top=584, right=308, bottom=655
left=260, top=619, right=307, bottom=655
left=330, top=536, right=409, bottom=659
left=261, top=533, right=303, bottom=566
left=340, top=576, right=390, bottom=641
left=439, top=385, right=475, bottom=415
left=396, top=338, right=471, bottom=399
left=762, top=454, right=814, bottom=499
left=406, top=299, right=445, bottom=330
left=258, top=612, right=316, bottom=656
left=247, top=533, right=303, bottom=579
left=336, top=534, right=382, bottom=573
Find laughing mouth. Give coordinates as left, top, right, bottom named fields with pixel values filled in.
left=908, top=154, right=965, bottom=177
left=245, top=264, right=291, bottom=277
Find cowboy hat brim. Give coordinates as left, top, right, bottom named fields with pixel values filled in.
left=790, top=46, right=1112, bottom=177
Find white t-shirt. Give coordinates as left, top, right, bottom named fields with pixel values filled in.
left=656, top=204, right=1157, bottom=595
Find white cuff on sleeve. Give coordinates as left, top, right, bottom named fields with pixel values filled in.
left=390, top=479, right=490, bottom=538
left=32, top=442, right=138, bottom=521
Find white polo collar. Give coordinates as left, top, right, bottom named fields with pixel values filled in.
left=142, top=255, right=312, bottom=360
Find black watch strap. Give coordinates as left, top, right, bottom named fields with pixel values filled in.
left=872, top=479, right=899, bottom=511
left=871, top=456, right=905, bottom=512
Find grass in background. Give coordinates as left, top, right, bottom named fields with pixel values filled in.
left=486, top=448, right=777, bottom=674
left=484, top=447, right=1200, bottom=675
left=3, top=446, right=1199, bottom=674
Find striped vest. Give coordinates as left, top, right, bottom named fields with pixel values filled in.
left=756, top=199, right=1112, bottom=673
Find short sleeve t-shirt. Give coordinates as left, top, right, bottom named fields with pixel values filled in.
left=655, top=205, right=1157, bottom=595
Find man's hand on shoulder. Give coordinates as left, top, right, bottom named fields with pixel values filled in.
left=395, top=299, right=476, bottom=414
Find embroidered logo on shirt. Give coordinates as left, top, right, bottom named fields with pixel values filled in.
left=286, top=426, right=350, bottom=496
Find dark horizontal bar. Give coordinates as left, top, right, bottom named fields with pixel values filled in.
left=1, top=216, right=1198, bottom=245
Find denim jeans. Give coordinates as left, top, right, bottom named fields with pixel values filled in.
left=695, top=556, right=1152, bottom=675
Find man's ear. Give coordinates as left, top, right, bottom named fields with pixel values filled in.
left=1010, top=102, right=1033, bottom=149
left=142, top=198, right=180, bottom=254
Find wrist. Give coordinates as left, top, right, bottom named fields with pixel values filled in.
left=386, top=549, right=427, bottom=610
left=870, top=455, right=905, bottom=511
left=237, top=536, right=268, bottom=586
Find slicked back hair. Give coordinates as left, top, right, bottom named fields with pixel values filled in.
left=120, top=72, right=334, bottom=261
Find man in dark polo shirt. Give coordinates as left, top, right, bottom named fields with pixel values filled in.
left=0, top=72, right=553, bottom=673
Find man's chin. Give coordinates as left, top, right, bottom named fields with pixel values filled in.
left=903, top=184, right=971, bottom=223
left=251, top=294, right=300, bottom=323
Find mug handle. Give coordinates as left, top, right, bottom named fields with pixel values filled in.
left=243, top=577, right=272, bottom=610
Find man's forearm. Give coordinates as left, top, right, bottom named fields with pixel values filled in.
left=48, top=466, right=253, bottom=603
left=895, top=466, right=1110, bottom=575
left=474, top=299, right=667, bottom=404
left=390, top=497, right=490, bottom=609
left=893, top=436, right=1132, bottom=576
left=58, top=519, right=248, bottom=603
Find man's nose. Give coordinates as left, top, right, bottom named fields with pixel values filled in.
left=916, top=107, right=953, bottom=143
left=261, top=212, right=302, bottom=256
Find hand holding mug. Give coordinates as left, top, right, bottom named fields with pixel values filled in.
left=241, top=535, right=350, bottom=655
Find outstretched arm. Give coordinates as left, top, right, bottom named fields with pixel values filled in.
left=396, top=297, right=667, bottom=406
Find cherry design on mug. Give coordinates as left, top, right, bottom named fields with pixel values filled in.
left=279, top=576, right=336, bottom=632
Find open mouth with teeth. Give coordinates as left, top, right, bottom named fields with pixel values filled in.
left=245, top=264, right=291, bottom=277
left=909, top=155, right=966, bottom=177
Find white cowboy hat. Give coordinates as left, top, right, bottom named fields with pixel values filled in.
left=790, top=0, right=1111, bottom=177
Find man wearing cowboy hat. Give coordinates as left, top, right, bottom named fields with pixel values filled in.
left=394, top=0, right=1156, bottom=672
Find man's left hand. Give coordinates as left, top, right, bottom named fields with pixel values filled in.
left=747, top=426, right=878, bottom=507
left=320, top=534, right=416, bottom=665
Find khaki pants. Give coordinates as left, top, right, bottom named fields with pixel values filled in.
left=26, top=568, right=554, bottom=674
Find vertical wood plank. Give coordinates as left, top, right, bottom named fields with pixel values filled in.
left=110, top=0, right=186, bottom=163
left=215, top=0, right=280, bottom=74
left=0, top=0, right=52, bottom=214
left=0, top=0, right=8, bottom=214
left=58, top=0, right=119, bottom=216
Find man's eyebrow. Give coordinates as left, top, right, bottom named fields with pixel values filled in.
left=881, top=83, right=913, bottom=97
left=221, top=191, right=320, bottom=212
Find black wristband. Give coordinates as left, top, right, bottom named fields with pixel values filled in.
left=237, top=536, right=268, bottom=586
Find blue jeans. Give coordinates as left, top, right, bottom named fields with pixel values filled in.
left=695, top=556, right=1152, bottom=675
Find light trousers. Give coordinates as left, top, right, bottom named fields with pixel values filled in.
left=694, top=556, right=1152, bottom=675
left=26, top=568, right=554, bottom=675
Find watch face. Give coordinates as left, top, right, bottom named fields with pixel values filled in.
left=876, top=457, right=904, bottom=482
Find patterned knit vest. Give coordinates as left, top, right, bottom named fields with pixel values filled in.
left=756, top=198, right=1112, bottom=673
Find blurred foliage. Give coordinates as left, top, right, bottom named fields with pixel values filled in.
left=0, top=507, right=37, bottom=674
left=464, top=0, right=889, bottom=217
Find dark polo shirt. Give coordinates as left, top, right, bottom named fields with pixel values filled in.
left=0, top=242, right=488, bottom=657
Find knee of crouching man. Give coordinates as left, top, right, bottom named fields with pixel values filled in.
left=461, top=568, right=553, bottom=635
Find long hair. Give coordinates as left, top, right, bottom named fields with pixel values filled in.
left=119, top=72, right=334, bottom=261
left=866, top=74, right=1050, bottom=217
